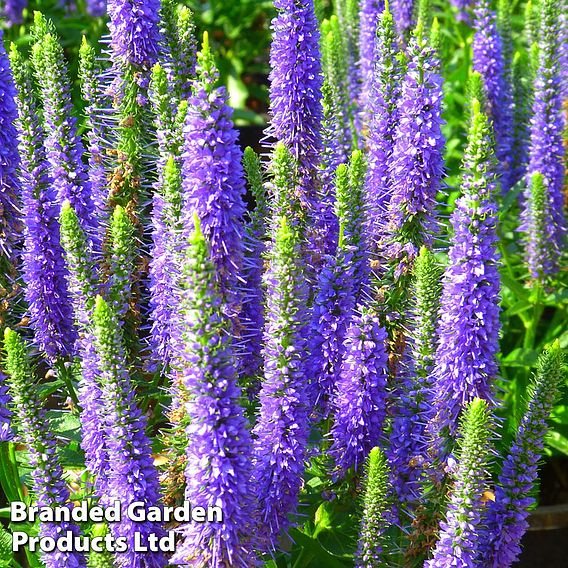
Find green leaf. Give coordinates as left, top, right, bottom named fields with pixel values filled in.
left=288, top=529, right=350, bottom=568
left=504, top=299, right=532, bottom=317
left=0, top=522, right=12, bottom=568
left=313, top=502, right=334, bottom=537
left=232, top=108, right=265, bottom=125
left=36, top=378, right=66, bottom=401
left=46, top=411, right=82, bottom=443
left=543, top=288, right=568, bottom=306
left=559, top=330, right=568, bottom=349
left=499, top=181, right=523, bottom=219
left=502, top=348, right=539, bottom=368
left=546, top=431, right=568, bottom=456
left=500, top=273, right=529, bottom=302
left=551, top=405, right=568, bottom=423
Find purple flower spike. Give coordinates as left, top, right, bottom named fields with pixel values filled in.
left=92, top=296, right=166, bottom=568
left=392, top=0, right=415, bottom=37
left=4, top=329, right=87, bottom=568
left=240, top=147, right=268, bottom=390
left=86, top=0, right=106, bottom=16
left=149, top=155, right=183, bottom=371
left=449, top=0, right=474, bottom=24
left=107, top=0, right=162, bottom=69
left=473, top=0, right=515, bottom=191
left=429, top=99, right=500, bottom=447
left=358, top=0, right=385, bottom=109
left=330, top=311, right=389, bottom=478
left=2, top=0, right=27, bottom=25
left=426, top=399, right=494, bottom=568
left=10, top=43, right=77, bottom=360
left=520, top=171, right=562, bottom=279
left=312, top=79, right=349, bottom=258
left=309, top=246, right=357, bottom=417
left=79, top=37, right=108, bottom=238
left=58, top=202, right=106, bottom=482
left=561, top=11, right=568, bottom=96
left=253, top=217, right=310, bottom=551
left=365, top=2, right=402, bottom=248
left=0, top=34, right=21, bottom=261
left=171, top=217, right=256, bottom=568
left=181, top=33, right=246, bottom=308
left=385, top=30, right=444, bottom=274
left=31, top=16, right=96, bottom=241
left=387, top=247, right=443, bottom=514
left=267, top=0, right=323, bottom=211
left=483, top=344, right=565, bottom=568
left=523, top=0, right=566, bottom=271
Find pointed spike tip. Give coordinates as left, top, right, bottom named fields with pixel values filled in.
left=192, top=212, right=203, bottom=237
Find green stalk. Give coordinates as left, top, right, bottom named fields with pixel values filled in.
left=54, top=358, right=79, bottom=407
left=0, top=443, right=24, bottom=503
left=514, top=281, right=544, bottom=422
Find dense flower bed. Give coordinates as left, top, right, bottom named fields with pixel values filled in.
left=0, top=0, right=567, bottom=566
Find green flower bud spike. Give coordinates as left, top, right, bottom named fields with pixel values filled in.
left=59, top=200, right=98, bottom=321
left=357, top=447, right=390, bottom=567
left=268, top=142, right=301, bottom=234
left=150, top=63, right=177, bottom=153
left=243, top=146, right=268, bottom=231
left=108, top=205, right=136, bottom=320
left=411, top=246, right=443, bottom=376
left=3, top=328, right=87, bottom=568
left=427, top=398, right=494, bottom=566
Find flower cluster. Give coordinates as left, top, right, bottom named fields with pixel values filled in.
left=385, top=27, right=444, bottom=277
left=521, top=0, right=566, bottom=277
left=3, top=329, right=87, bottom=568
left=429, top=99, right=500, bottom=446
left=171, top=218, right=255, bottom=567
left=483, top=344, right=565, bottom=567
left=473, top=0, right=514, bottom=192
left=181, top=33, right=246, bottom=308
left=365, top=2, right=402, bottom=248
left=0, top=2, right=565, bottom=567
left=9, top=41, right=77, bottom=360
left=91, top=296, right=165, bottom=568
left=0, top=33, right=20, bottom=261
left=426, top=399, right=494, bottom=567
left=330, top=311, right=389, bottom=477
left=268, top=0, right=323, bottom=212
left=253, top=217, right=310, bottom=550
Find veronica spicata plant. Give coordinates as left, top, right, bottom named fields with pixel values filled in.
left=9, top=42, right=77, bottom=360
left=268, top=0, right=323, bottom=214
left=429, top=99, right=500, bottom=448
left=31, top=14, right=96, bottom=241
left=385, top=23, right=444, bottom=280
left=171, top=217, right=256, bottom=568
left=387, top=247, right=443, bottom=513
left=0, top=33, right=20, bottom=264
left=58, top=202, right=107, bottom=484
left=483, top=343, right=566, bottom=567
left=364, top=1, right=401, bottom=249
left=91, top=296, right=166, bottom=568
left=522, top=0, right=566, bottom=276
left=253, top=216, right=310, bottom=550
left=358, top=0, right=385, bottom=110
left=330, top=310, right=389, bottom=477
left=473, top=0, right=515, bottom=192
left=181, top=32, right=246, bottom=309
left=426, top=398, right=495, bottom=568
left=3, top=329, right=87, bottom=568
